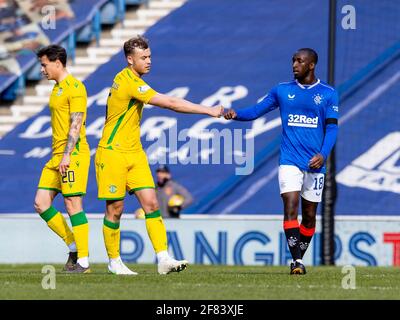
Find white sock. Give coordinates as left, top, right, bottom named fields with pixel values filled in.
left=110, top=257, right=121, bottom=264
left=295, top=259, right=303, bottom=264
left=77, top=257, right=89, bottom=268
left=68, top=242, right=77, bottom=253
left=157, top=250, right=170, bottom=261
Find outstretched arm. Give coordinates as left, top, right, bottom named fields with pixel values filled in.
left=224, top=87, right=279, bottom=121
left=224, top=99, right=277, bottom=121
left=59, top=112, right=83, bottom=175
left=148, top=93, right=223, bottom=117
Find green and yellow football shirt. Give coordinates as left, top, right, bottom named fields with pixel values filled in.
left=98, top=67, right=157, bottom=152
left=48, top=74, right=89, bottom=154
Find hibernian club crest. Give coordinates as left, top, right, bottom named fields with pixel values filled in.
left=109, top=185, right=117, bottom=194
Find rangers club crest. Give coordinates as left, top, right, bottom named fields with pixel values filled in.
left=288, top=236, right=298, bottom=247
left=313, top=93, right=323, bottom=105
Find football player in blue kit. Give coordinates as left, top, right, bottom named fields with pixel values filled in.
left=224, top=48, right=339, bottom=274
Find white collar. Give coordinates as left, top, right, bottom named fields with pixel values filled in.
left=296, top=78, right=320, bottom=89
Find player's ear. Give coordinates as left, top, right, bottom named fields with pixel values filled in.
left=126, top=55, right=133, bottom=65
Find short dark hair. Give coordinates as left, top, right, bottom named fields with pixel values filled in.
left=298, top=48, right=318, bottom=64
left=124, top=35, right=149, bottom=57
left=156, top=165, right=170, bottom=173
left=36, top=45, right=67, bottom=67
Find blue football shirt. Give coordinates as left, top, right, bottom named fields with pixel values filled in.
left=235, top=79, right=339, bottom=173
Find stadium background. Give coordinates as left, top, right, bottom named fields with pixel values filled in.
left=0, top=0, right=399, bottom=267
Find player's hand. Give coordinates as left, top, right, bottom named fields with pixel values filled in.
left=59, top=154, right=71, bottom=176
left=224, top=108, right=237, bottom=120
left=209, top=105, right=224, bottom=118
left=309, top=153, right=324, bottom=169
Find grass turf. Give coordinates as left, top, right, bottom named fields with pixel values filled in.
left=0, top=264, right=399, bottom=300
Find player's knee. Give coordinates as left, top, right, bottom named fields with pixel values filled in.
left=282, top=194, right=299, bottom=213
left=142, top=199, right=159, bottom=213
left=285, top=212, right=298, bottom=221
left=106, top=201, right=124, bottom=219
left=112, top=212, right=123, bottom=221
left=64, top=201, right=73, bottom=214
left=285, top=202, right=299, bottom=219
left=33, top=200, right=42, bottom=214
left=64, top=197, right=82, bottom=214
left=34, top=196, right=49, bottom=214
left=113, top=201, right=124, bottom=214
left=110, top=206, right=123, bottom=220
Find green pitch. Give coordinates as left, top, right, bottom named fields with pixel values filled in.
left=0, top=264, right=399, bottom=300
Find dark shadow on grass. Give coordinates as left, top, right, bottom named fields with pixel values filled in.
left=214, top=271, right=291, bottom=275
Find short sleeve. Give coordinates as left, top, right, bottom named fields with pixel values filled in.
left=69, top=81, right=87, bottom=113
left=130, top=79, right=157, bottom=104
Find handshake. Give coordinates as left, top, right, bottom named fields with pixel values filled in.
left=210, top=106, right=237, bottom=119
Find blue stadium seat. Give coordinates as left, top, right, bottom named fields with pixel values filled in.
left=0, top=0, right=114, bottom=100
left=25, top=62, right=42, bottom=81
left=0, top=75, right=25, bottom=101
left=100, top=0, right=126, bottom=25
left=76, top=9, right=101, bottom=45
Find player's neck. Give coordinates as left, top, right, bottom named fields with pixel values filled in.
left=297, top=74, right=316, bottom=85
left=128, top=65, right=142, bottom=78
left=55, top=70, right=69, bottom=84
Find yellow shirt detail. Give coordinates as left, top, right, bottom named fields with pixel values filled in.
left=48, top=74, right=89, bottom=154
left=98, top=67, right=157, bottom=152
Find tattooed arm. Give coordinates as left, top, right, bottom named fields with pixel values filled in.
left=59, top=112, right=84, bottom=175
